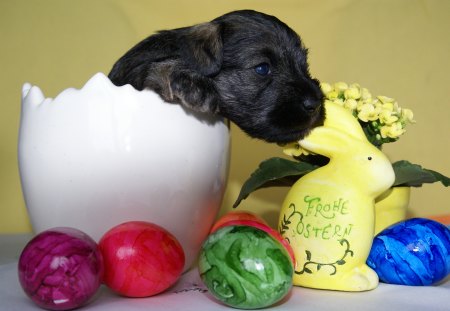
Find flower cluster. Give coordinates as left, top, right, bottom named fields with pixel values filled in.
left=283, top=82, right=415, bottom=157
left=320, top=82, right=415, bottom=147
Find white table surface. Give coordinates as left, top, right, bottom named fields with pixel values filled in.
left=1, top=234, right=449, bottom=311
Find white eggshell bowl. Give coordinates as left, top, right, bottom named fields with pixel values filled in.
left=18, top=73, right=230, bottom=271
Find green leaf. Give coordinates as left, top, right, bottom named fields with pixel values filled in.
left=232, top=157, right=449, bottom=209
left=392, top=160, right=450, bottom=187
left=232, top=157, right=319, bottom=208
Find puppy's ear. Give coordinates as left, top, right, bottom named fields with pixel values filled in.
left=170, top=70, right=221, bottom=113
left=167, top=22, right=223, bottom=113
left=180, top=23, right=223, bottom=76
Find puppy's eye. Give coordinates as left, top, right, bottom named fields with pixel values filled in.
left=255, top=63, right=271, bottom=76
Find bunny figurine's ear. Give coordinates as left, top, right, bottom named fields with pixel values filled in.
left=323, top=102, right=367, bottom=141
left=299, top=126, right=355, bottom=159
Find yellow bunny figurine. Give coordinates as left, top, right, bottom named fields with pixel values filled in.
left=278, top=101, right=395, bottom=291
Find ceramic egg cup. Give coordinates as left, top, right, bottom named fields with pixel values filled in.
left=18, top=73, right=230, bottom=271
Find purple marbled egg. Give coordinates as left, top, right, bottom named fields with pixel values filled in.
left=18, top=227, right=103, bottom=310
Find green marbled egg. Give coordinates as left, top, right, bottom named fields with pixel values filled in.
left=198, top=226, right=293, bottom=309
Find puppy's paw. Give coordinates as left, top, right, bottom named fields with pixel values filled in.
left=170, top=70, right=221, bottom=114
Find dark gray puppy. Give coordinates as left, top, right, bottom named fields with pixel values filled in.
left=108, top=10, right=324, bottom=143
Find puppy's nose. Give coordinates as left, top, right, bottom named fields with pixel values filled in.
left=303, top=98, right=322, bottom=114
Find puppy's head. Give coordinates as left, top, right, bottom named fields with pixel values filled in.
left=109, top=10, right=324, bottom=144
left=211, top=10, right=324, bottom=143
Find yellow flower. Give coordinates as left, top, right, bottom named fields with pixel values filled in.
left=325, top=90, right=339, bottom=100
left=344, top=98, right=358, bottom=111
left=401, top=108, right=415, bottom=123
left=380, top=122, right=405, bottom=139
left=344, top=84, right=361, bottom=100
left=379, top=102, right=394, bottom=112
left=360, top=88, right=372, bottom=102
left=373, top=100, right=383, bottom=112
left=334, top=82, right=349, bottom=93
left=357, top=102, right=380, bottom=122
left=356, top=99, right=365, bottom=111
left=377, top=95, right=395, bottom=105
left=320, top=82, right=333, bottom=94
left=379, top=109, right=399, bottom=125
left=283, top=142, right=309, bottom=157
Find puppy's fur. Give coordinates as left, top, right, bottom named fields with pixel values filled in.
left=109, top=10, right=324, bottom=143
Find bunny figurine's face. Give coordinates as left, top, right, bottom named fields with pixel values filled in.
left=299, top=102, right=395, bottom=197
left=346, top=145, right=395, bottom=197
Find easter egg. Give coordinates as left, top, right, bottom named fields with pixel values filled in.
left=98, top=221, right=185, bottom=297
left=199, top=226, right=293, bottom=309
left=18, top=227, right=103, bottom=311
left=211, top=213, right=296, bottom=265
left=367, top=218, right=450, bottom=286
left=210, top=211, right=268, bottom=232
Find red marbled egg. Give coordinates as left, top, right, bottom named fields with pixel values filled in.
left=98, top=221, right=185, bottom=297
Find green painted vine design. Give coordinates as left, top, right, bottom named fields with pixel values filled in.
left=279, top=203, right=302, bottom=237
left=295, top=239, right=354, bottom=276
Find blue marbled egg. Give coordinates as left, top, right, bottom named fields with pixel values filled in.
left=367, top=218, right=450, bottom=286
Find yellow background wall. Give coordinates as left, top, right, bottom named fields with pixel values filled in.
left=0, top=0, right=448, bottom=233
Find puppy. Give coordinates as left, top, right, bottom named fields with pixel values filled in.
left=108, top=10, right=324, bottom=143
